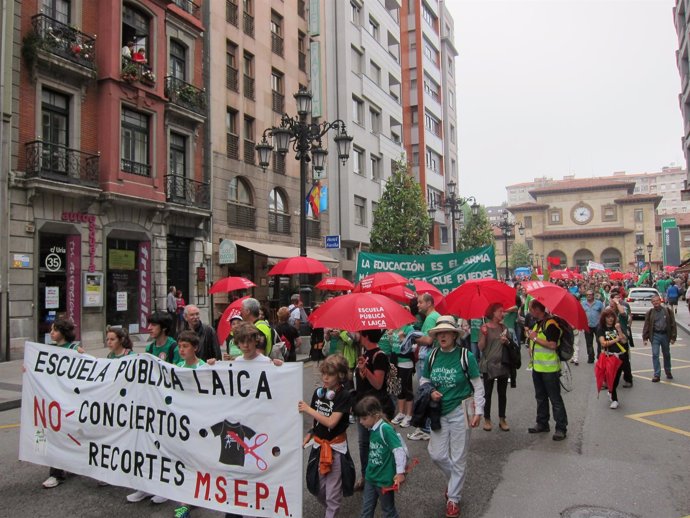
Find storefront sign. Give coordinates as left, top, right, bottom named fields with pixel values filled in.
left=65, top=235, right=81, bottom=339
left=61, top=212, right=96, bottom=273
left=138, top=241, right=151, bottom=333
left=218, top=239, right=237, bottom=265
left=109, top=249, right=135, bottom=270
left=661, top=218, right=680, bottom=267
left=83, top=272, right=104, bottom=307
left=116, top=292, right=127, bottom=311
left=45, top=287, right=59, bottom=309
left=44, top=247, right=64, bottom=272
left=356, top=245, right=498, bottom=295
left=19, top=342, right=303, bottom=516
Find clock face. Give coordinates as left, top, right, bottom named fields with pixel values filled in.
left=572, top=204, right=592, bottom=224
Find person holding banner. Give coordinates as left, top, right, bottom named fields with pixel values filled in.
left=105, top=327, right=135, bottom=359
left=299, top=354, right=353, bottom=518
left=42, top=318, right=81, bottom=489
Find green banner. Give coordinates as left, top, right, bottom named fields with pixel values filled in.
left=356, top=246, right=497, bottom=295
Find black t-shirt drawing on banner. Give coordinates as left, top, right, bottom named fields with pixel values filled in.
left=310, top=387, right=352, bottom=441
left=210, top=420, right=256, bottom=466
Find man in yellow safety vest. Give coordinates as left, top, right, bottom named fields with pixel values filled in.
left=525, top=299, right=568, bottom=441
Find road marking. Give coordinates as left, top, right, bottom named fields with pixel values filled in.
left=630, top=351, right=690, bottom=363
left=626, top=405, right=690, bottom=439
left=0, top=423, right=20, bottom=430
left=632, top=365, right=690, bottom=374
left=632, top=374, right=690, bottom=390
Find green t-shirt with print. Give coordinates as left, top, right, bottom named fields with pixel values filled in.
left=421, top=310, right=440, bottom=336
left=176, top=358, right=206, bottom=369
left=470, top=319, right=483, bottom=343
left=57, top=342, right=78, bottom=350
left=146, top=336, right=179, bottom=364
left=378, top=331, right=392, bottom=355
left=423, top=347, right=480, bottom=416
left=365, top=420, right=402, bottom=488
left=107, top=350, right=136, bottom=359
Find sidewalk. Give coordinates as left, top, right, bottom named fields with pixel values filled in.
left=0, top=339, right=311, bottom=412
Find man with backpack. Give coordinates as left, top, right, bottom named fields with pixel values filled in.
left=525, top=299, right=568, bottom=441
left=666, top=281, right=680, bottom=314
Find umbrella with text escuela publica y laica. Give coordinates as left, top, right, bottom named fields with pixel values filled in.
left=353, top=272, right=409, bottom=292
left=267, top=256, right=329, bottom=276
left=521, top=280, right=588, bottom=330
left=208, top=276, right=256, bottom=295
left=409, top=279, right=443, bottom=306
left=442, top=278, right=517, bottom=320
left=308, top=292, right=415, bottom=331
left=315, top=276, right=355, bottom=292
left=217, top=296, right=250, bottom=344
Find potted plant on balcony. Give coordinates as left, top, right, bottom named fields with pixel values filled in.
left=121, top=61, right=138, bottom=83
left=178, top=84, right=198, bottom=104
left=140, top=67, right=156, bottom=86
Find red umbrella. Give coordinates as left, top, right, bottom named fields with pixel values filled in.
left=308, top=292, right=415, bottom=331
left=217, top=296, right=249, bottom=343
left=608, top=271, right=625, bottom=281
left=595, top=353, right=623, bottom=393
left=315, top=276, right=355, bottom=291
left=209, top=276, right=256, bottom=295
left=377, top=284, right=417, bottom=304
left=410, top=279, right=443, bottom=305
left=353, top=272, right=408, bottom=292
left=549, top=269, right=575, bottom=281
left=522, top=281, right=588, bottom=330
left=664, top=265, right=678, bottom=273
left=268, top=256, right=329, bottom=276
left=443, top=279, right=517, bottom=320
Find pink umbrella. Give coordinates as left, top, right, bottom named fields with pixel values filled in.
left=268, top=256, right=329, bottom=276
left=217, top=296, right=249, bottom=343
left=315, top=276, right=355, bottom=291
left=353, top=272, right=408, bottom=292
left=309, top=293, right=415, bottom=331
left=443, top=279, right=517, bottom=320
left=209, top=276, right=256, bottom=295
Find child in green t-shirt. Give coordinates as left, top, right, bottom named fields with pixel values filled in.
left=354, top=396, right=406, bottom=518
left=145, top=312, right=179, bottom=364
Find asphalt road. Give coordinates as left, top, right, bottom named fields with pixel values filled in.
left=1, top=320, right=688, bottom=518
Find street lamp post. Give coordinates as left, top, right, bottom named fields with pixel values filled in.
left=492, top=210, right=524, bottom=281
left=436, top=180, right=479, bottom=253
left=646, top=242, right=654, bottom=285
left=256, top=89, right=353, bottom=257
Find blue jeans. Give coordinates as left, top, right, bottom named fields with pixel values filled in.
left=532, top=370, right=568, bottom=433
left=359, top=480, right=399, bottom=518
left=651, top=332, right=672, bottom=377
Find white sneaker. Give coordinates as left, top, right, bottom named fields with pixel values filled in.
left=42, top=476, right=60, bottom=489
left=150, top=495, right=168, bottom=504
left=126, top=491, right=151, bottom=503
left=400, top=416, right=413, bottom=428
left=610, top=400, right=619, bottom=409
left=391, top=412, right=406, bottom=425
left=407, top=428, right=430, bottom=441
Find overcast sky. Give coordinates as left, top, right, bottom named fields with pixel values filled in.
left=446, top=0, right=685, bottom=206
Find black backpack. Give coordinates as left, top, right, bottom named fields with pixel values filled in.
left=547, top=315, right=574, bottom=361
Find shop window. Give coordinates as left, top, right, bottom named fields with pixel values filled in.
left=38, top=233, right=72, bottom=342
left=106, top=238, right=150, bottom=330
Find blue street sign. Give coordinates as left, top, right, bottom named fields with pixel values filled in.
left=638, top=261, right=645, bottom=268
left=324, top=235, right=340, bottom=249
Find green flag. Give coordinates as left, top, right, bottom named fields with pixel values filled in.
left=635, top=270, right=649, bottom=287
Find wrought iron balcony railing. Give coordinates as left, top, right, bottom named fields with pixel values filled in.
left=121, top=59, right=156, bottom=86
left=228, top=202, right=256, bottom=229
left=269, top=212, right=291, bottom=234
left=30, top=14, right=96, bottom=70
left=165, top=174, right=210, bottom=209
left=121, top=158, right=151, bottom=176
left=164, top=76, right=206, bottom=116
left=25, top=140, right=99, bottom=187
left=170, top=0, right=200, bottom=19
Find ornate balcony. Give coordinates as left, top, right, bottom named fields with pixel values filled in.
left=164, top=76, right=206, bottom=117
left=165, top=174, right=210, bottom=209
left=27, top=14, right=96, bottom=77
left=25, top=140, right=99, bottom=187
left=121, top=60, right=156, bottom=86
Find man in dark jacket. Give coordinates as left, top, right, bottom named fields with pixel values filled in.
left=183, top=304, right=221, bottom=361
left=642, top=295, right=677, bottom=382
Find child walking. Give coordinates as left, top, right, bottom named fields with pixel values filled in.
left=354, top=396, right=406, bottom=518
left=298, top=354, right=353, bottom=518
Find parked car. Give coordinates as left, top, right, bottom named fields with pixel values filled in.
left=626, top=287, right=662, bottom=318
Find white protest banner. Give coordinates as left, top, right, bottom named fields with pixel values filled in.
left=19, top=342, right=303, bottom=517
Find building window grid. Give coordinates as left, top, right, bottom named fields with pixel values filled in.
left=226, top=108, right=239, bottom=159
left=370, top=154, right=381, bottom=180
left=243, top=0, right=254, bottom=37
left=226, top=0, right=238, bottom=26
left=353, top=146, right=364, bottom=176
left=270, top=11, right=284, bottom=57
left=269, top=188, right=291, bottom=234
left=271, top=70, right=285, bottom=113
left=368, top=16, right=379, bottom=40
left=634, top=209, right=644, bottom=223
left=350, top=2, right=361, bottom=25
left=121, top=107, right=150, bottom=176
left=352, top=96, right=364, bottom=124
left=298, top=31, right=307, bottom=72
left=354, top=195, right=366, bottom=226
left=549, top=208, right=562, bottom=225
left=243, top=52, right=255, bottom=100
left=226, top=41, right=239, bottom=92
left=370, top=108, right=381, bottom=134
left=243, top=116, right=255, bottom=165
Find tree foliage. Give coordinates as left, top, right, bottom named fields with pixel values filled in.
left=509, top=242, right=532, bottom=269
left=370, top=159, right=431, bottom=255
left=456, top=205, right=494, bottom=252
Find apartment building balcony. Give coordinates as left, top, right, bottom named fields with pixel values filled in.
left=169, top=0, right=201, bottom=20
left=121, top=60, right=156, bottom=87
left=24, top=140, right=100, bottom=191
left=27, top=14, right=96, bottom=80
left=164, top=76, right=207, bottom=120
left=165, top=174, right=210, bottom=210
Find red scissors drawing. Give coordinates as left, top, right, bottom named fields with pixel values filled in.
left=228, top=431, right=269, bottom=471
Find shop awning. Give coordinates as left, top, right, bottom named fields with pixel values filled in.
left=234, top=240, right=339, bottom=266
